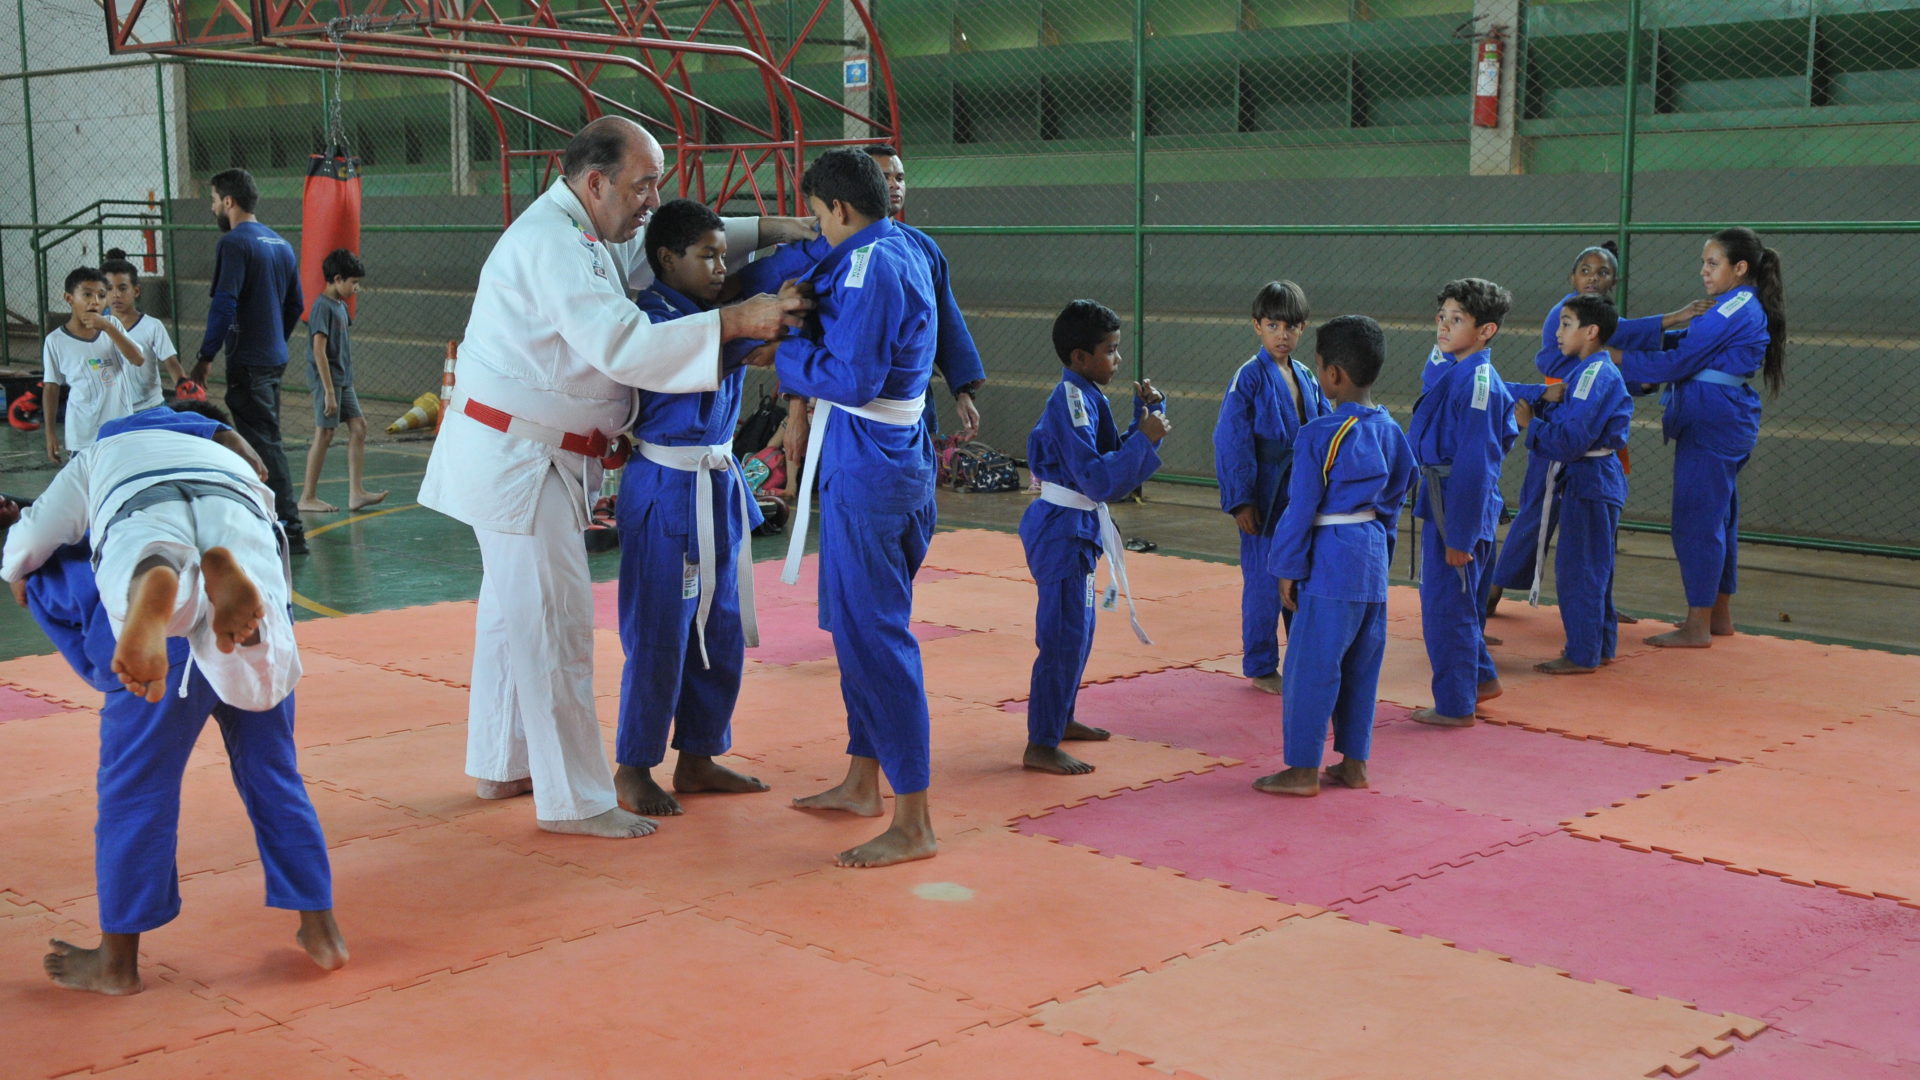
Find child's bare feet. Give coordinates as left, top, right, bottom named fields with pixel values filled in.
left=200, top=547, right=264, bottom=653
left=537, top=807, right=658, bottom=838
left=348, top=489, right=388, bottom=512
left=1248, top=673, right=1283, bottom=696
left=296, top=911, right=348, bottom=971
left=1023, top=743, right=1095, bottom=775
left=1477, top=679, right=1504, bottom=702
left=475, top=777, right=532, bottom=799
left=1484, top=586, right=1503, bottom=619
left=44, top=936, right=142, bottom=995
left=672, top=755, right=771, bottom=797
left=792, top=777, right=884, bottom=817
left=616, top=764, right=682, bottom=816
left=1615, top=610, right=1640, bottom=624
left=835, top=819, right=938, bottom=868
left=297, top=497, right=338, bottom=514
left=1323, top=758, right=1369, bottom=789
left=1062, top=720, right=1111, bottom=741
left=1253, top=766, right=1319, bottom=796
left=1411, top=707, right=1475, bottom=728
left=115, top=561, right=177, bottom=702
left=1710, top=593, right=1735, bottom=636
left=1535, top=656, right=1597, bottom=675
left=1484, top=634, right=1504, bottom=646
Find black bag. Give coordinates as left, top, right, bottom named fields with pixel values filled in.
left=733, top=392, right=785, bottom=459
left=940, top=439, right=1022, bottom=493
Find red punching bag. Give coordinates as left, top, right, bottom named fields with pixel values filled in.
left=301, top=144, right=362, bottom=320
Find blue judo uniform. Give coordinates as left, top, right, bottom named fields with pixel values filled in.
left=23, top=541, right=329, bottom=936
left=1212, top=350, right=1330, bottom=678
left=1493, top=296, right=1666, bottom=593
left=1020, top=371, right=1163, bottom=747
left=1615, top=286, right=1769, bottom=609
left=1409, top=348, right=1517, bottom=717
left=773, top=219, right=939, bottom=794
left=613, top=281, right=762, bottom=771
left=1524, top=357, right=1634, bottom=667
left=1268, top=404, right=1416, bottom=768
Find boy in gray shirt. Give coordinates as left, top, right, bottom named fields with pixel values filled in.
left=297, top=249, right=386, bottom=513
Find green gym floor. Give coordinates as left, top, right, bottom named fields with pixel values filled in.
left=1, top=392, right=1915, bottom=661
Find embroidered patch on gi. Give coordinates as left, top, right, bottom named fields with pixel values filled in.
left=1066, top=384, right=1091, bottom=429
left=1716, top=290, right=1753, bottom=318
left=1426, top=344, right=1447, bottom=367
left=1470, top=366, right=1491, bottom=411
left=843, top=244, right=876, bottom=289
left=1573, top=361, right=1603, bottom=401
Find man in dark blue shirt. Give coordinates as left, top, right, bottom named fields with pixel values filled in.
left=189, top=169, right=309, bottom=552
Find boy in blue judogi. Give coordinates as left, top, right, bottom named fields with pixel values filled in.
left=1409, top=279, right=1518, bottom=728
left=612, top=200, right=771, bottom=820
left=1253, top=315, right=1414, bottom=796
left=1213, top=280, right=1328, bottom=695
left=1020, top=299, right=1170, bottom=775
left=774, top=150, right=941, bottom=869
left=2, top=404, right=343, bottom=995
left=1524, top=295, right=1634, bottom=674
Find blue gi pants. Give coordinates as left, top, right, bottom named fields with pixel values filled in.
left=1491, top=452, right=1552, bottom=592
left=1419, top=521, right=1498, bottom=718
left=1238, top=530, right=1294, bottom=679
left=819, top=485, right=936, bottom=795
left=26, top=545, right=331, bottom=935
left=1027, top=539, right=1099, bottom=747
left=1671, top=440, right=1746, bottom=609
left=614, top=504, right=742, bottom=769
left=1556, top=497, right=1621, bottom=668
left=1281, top=595, right=1385, bottom=769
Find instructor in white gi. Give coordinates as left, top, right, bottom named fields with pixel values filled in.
left=421, top=117, right=810, bottom=838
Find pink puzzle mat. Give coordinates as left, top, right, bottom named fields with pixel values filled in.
left=2, top=528, right=1918, bottom=1078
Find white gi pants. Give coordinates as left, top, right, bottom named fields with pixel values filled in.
left=465, top=464, right=615, bottom=822
left=97, top=495, right=302, bottom=712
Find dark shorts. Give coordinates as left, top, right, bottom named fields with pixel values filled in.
left=312, top=379, right=362, bottom=430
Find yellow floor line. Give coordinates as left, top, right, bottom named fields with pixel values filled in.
left=292, top=503, right=424, bottom=617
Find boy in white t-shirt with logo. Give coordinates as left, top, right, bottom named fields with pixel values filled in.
left=42, top=267, right=148, bottom=463
left=101, top=249, right=193, bottom=410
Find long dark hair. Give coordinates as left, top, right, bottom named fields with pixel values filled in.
left=1712, top=227, right=1786, bottom=397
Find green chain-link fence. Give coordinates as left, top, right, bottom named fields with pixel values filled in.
left=2, top=0, right=1916, bottom=553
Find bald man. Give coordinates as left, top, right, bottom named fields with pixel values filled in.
left=420, top=118, right=811, bottom=838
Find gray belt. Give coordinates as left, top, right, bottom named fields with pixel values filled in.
left=94, top=478, right=289, bottom=591
left=1412, top=464, right=1468, bottom=593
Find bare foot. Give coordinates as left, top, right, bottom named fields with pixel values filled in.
left=1534, top=657, right=1597, bottom=675
left=1647, top=627, right=1712, bottom=648
left=200, top=547, right=264, bottom=654
left=1411, top=707, right=1475, bottom=728
left=1477, top=679, right=1504, bottom=702
left=297, top=497, right=339, bottom=514
left=1023, top=743, right=1095, bottom=775
left=1247, top=673, right=1283, bottom=696
left=792, top=778, right=884, bottom=817
left=673, top=755, right=770, bottom=796
left=1710, top=594, right=1735, bottom=636
left=1062, top=720, right=1111, bottom=741
left=616, top=764, right=682, bottom=816
left=297, top=911, right=348, bottom=971
left=1323, top=758, right=1370, bottom=789
left=348, top=490, right=389, bottom=512
left=475, top=777, right=532, bottom=799
left=835, top=821, right=938, bottom=868
left=1253, top=766, right=1319, bottom=796
left=1615, top=610, right=1640, bottom=624
left=44, top=937, right=142, bottom=995
left=1483, top=634, right=1504, bottom=646
left=115, top=563, right=177, bottom=702
left=1484, top=587, right=1503, bottom=619
left=537, top=807, right=658, bottom=838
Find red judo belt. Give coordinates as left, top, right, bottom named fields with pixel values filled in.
left=461, top=398, right=631, bottom=468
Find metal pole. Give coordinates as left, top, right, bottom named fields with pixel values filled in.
left=1131, top=0, right=1146, bottom=383
left=1616, top=0, right=1642, bottom=312
left=157, top=60, right=181, bottom=359
left=19, top=0, right=43, bottom=336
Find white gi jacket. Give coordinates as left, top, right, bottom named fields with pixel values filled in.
left=420, top=177, right=759, bottom=535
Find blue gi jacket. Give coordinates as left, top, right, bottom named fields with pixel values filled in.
left=1616, top=285, right=1768, bottom=443
left=1267, top=403, right=1415, bottom=604
left=772, top=218, right=938, bottom=512
left=1020, top=369, right=1162, bottom=582
left=1508, top=294, right=1670, bottom=408
left=1409, top=348, right=1518, bottom=550
left=1526, top=356, right=1632, bottom=508
left=97, top=405, right=229, bottom=442
left=1212, top=350, right=1330, bottom=525
left=618, top=280, right=762, bottom=541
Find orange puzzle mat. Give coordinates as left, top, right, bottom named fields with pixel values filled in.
left=0, top=529, right=1916, bottom=1079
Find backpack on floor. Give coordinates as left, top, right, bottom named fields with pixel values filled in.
left=939, top=438, right=1021, bottom=493
left=733, top=392, right=785, bottom=460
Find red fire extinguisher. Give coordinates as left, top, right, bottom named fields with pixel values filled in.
left=1473, top=31, right=1504, bottom=128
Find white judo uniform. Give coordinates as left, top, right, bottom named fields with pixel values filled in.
left=1, top=427, right=299, bottom=712
left=419, top=176, right=759, bottom=822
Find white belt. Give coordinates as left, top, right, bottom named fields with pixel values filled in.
left=780, top=394, right=928, bottom=585
left=1313, top=511, right=1379, bottom=527
left=637, top=440, right=759, bottom=668
left=1038, top=481, right=1151, bottom=644
left=1528, top=447, right=1621, bottom=605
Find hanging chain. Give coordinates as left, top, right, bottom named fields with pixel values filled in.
left=326, top=19, right=349, bottom=150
